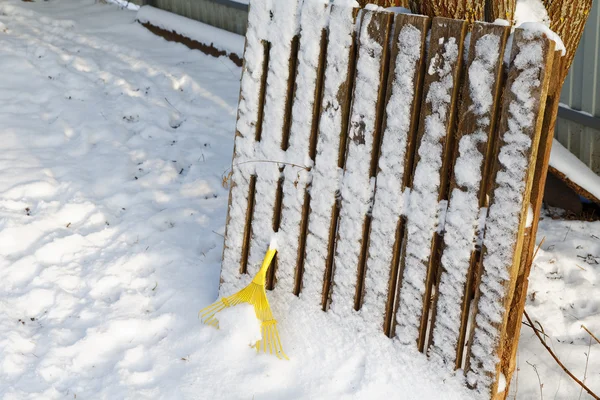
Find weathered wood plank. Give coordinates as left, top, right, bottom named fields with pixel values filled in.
left=275, top=1, right=331, bottom=296
left=329, top=10, right=394, bottom=316
left=394, top=17, right=467, bottom=351
left=301, top=4, right=359, bottom=308
left=246, top=1, right=302, bottom=278
left=361, top=13, right=430, bottom=335
left=465, top=29, right=555, bottom=397
left=220, top=0, right=273, bottom=294
left=495, top=51, right=563, bottom=400
left=428, top=22, right=510, bottom=368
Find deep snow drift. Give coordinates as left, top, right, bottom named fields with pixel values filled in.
left=0, top=1, right=598, bottom=399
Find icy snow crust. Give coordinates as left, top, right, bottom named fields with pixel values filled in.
left=362, top=23, right=423, bottom=327
left=468, top=32, right=546, bottom=392
left=396, top=34, right=460, bottom=344
left=330, top=10, right=388, bottom=317
left=430, top=33, right=502, bottom=366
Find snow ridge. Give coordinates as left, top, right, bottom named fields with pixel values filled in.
left=467, top=34, right=545, bottom=392
left=221, top=0, right=272, bottom=294
left=430, top=33, right=502, bottom=366
left=276, top=0, right=330, bottom=296
left=361, top=23, right=423, bottom=327
left=302, top=4, right=356, bottom=305
left=396, top=36, right=459, bottom=344
left=330, top=11, right=387, bottom=317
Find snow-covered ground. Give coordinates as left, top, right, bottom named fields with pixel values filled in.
left=0, top=1, right=598, bottom=399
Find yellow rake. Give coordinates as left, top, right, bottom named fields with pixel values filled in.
left=199, top=245, right=288, bottom=360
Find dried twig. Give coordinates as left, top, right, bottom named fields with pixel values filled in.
left=526, top=360, right=544, bottom=400
left=582, top=325, right=600, bottom=345
left=523, top=310, right=600, bottom=399
left=579, top=336, right=592, bottom=400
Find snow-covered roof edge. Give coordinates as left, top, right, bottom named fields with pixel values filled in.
left=550, top=139, right=600, bottom=203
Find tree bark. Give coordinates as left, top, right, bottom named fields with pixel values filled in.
left=357, top=0, right=409, bottom=8
left=544, top=0, right=593, bottom=84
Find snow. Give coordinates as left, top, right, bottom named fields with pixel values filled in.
left=510, top=216, right=600, bottom=399
left=550, top=139, right=600, bottom=201
left=330, top=10, right=388, bottom=317
left=276, top=0, right=330, bottom=296
left=217, top=303, right=262, bottom=346
left=136, top=6, right=244, bottom=57
left=514, top=0, right=550, bottom=28
left=514, top=0, right=566, bottom=55
left=430, top=31, right=504, bottom=367
left=220, top=0, right=272, bottom=294
left=302, top=3, right=356, bottom=304
left=362, top=22, right=424, bottom=327
left=245, top=0, right=302, bottom=278
left=1, top=1, right=598, bottom=400
left=396, top=34, right=460, bottom=344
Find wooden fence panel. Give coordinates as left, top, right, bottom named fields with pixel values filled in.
left=465, top=29, right=555, bottom=397
left=394, top=17, right=467, bottom=351
left=362, top=13, right=430, bottom=335
left=428, top=22, right=510, bottom=368
left=220, top=0, right=273, bottom=294
left=329, top=10, right=394, bottom=316
left=301, top=4, right=358, bottom=307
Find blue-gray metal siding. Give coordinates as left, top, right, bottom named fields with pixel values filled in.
left=556, top=0, right=600, bottom=173
left=144, top=0, right=248, bottom=35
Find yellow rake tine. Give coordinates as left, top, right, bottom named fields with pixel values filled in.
left=267, top=324, right=274, bottom=355
left=274, top=326, right=288, bottom=360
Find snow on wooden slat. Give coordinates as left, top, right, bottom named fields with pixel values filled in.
left=361, top=13, right=430, bottom=335
left=394, top=17, right=467, bottom=351
left=275, top=0, right=330, bottom=296
left=500, top=51, right=563, bottom=394
left=246, top=1, right=302, bottom=278
left=465, top=29, right=555, bottom=397
left=328, top=10, right=393, bottom=316
left=428, top=22, right=509, bottom=369
left=220, top=0, right=273, bottom=294
left=301, top=4, right=358, bottom=308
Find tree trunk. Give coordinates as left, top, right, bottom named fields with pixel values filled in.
left=357, top=0, right=409, bottom=8
left=484, top=0, right=516, bottom=22
left=544, top=0, right=593, bottom=84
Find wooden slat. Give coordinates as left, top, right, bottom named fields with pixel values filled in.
left=274, top=1, right=331, bottom=295
left=394, top=17, right=467, bottom=351
left=329, top=9, right=393, bottom=316
left=465, top=29, right=555, bottom=397
left=220, top=0, right=273, bottom=294
left=301, top=4, right=359, bottom=307
left=361, top=13, right=430, bottom=335
left=495, top=51, right=563, bottom=400
left=428, top=22, right=510, bottom=368
left=246, top=1, right=302, bottom=277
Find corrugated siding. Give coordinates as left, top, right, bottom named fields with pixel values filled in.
left=145, top=0, right=248, bottom=35
left=556, top=0, right=600, bottom=173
